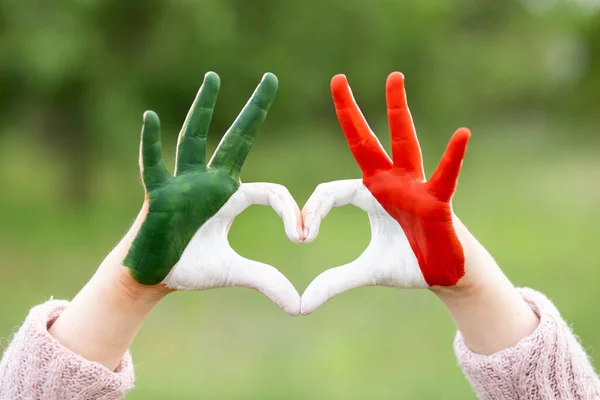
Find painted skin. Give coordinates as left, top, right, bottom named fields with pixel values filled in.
left=301, top=72, right=471, bottom=314
left=123, top=72, right=303, bottom=315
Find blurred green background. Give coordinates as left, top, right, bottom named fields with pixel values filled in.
left=1, top=0, right=600, bottom=398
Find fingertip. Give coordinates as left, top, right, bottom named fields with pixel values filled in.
left=281, top=193, right=303, bottom=243
left=300, top=293, right=319, bottom=315
left=450, top=128, right=471, bottom=152
left=282, top=211, right=303, bottom=243
left=285, top=288, right=302, bottom=316
left=331, top=74, right=349, bottom=94
left=286, top=228, right=303, bottom=244
left=302, top=227, right=312, bottom=243
left=142, top=111, right=160, bottom=133
left=267, top=286, right=300, bottom=316
left=283, top=297, right=301, bottom=316
left=300, top=292, right=323, bottom=315
left=302, top=217, right=320, bottom=243
left=300, top=304, right=314, bottom=316
left=331, top=73, right=348, bottom=85
left=288, top=307, right=301, bottom=317
left=386, top=71, right=405, bottom=86
left=293, top=230, right=303, bottom=243
left=386, top=72, right=408, bottom=110
left=300, top=280, right=328, bottom=315
left=299, top=213, right=313, bottom=242
left=455, top=127, right=471, bottom=140
left=262, top=72, right=279, bottom=88
left=292, top=228, right=303, bottom=243
left=331, top=75, right=355, bottom=111
left=143, top=110, right=159, bottom=123
left=290, top=204, right=304, bottom=242
left=203, top=71, right=221, bottom=89
left=253, top=73, right=278, bottom=108
left=205, top=70, right=219, bottom=79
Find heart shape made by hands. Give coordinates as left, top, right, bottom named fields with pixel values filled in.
left=125, top=70, right=469, bottom=318
left=298, top=72, right=471, bottom=315
left=159, top=179, right=411, bottom=318
left=163, top=170, right=456, bottom=318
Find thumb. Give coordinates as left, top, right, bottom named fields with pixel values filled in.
left=300, top=259, right=375, bottom=315
left=227, top=254, right=301, bottom=316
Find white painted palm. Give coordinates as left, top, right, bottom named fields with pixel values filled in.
left=301, top=179, right=426, bottom=314
left=163, top=182, right=303, bottom=316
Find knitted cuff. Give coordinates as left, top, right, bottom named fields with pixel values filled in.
left=0, top=299, right=134, bottom=400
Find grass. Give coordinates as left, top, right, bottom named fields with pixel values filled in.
left=0, top=121, right=599, bottom=398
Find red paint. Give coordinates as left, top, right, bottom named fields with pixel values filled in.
left=331, top=72, right=470, bottom=286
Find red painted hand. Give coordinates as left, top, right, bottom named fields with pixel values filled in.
left=302, top=72, right=471, bottom=313
left=339, top=72, right=471, bottom=286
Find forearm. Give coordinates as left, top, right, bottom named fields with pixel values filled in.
left=49, top=203, right=169, bottom=370
left=430, top=218, right=539, bottom=355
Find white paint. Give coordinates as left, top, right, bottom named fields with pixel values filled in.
left=163, top=182, right=302, bottom=316
left=300, top=179, right=426, bottom=314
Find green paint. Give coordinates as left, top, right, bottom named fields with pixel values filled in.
left=123, top=72, right=278, bottom=285
left=209, top=72, right=278, bottom=180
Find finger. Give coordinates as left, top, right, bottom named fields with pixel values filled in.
left=301, top=260, right=375, bottom=315
left=175, top=72, right=220, bottom=174
left=427, top=128, right=471, bottom=202
left=331, top=74, right=392, bottom=177
left=301, top=180, right=363, bottom=243
left=139, top=111, right=171, bottom=191
left=209, top=73, right=278, bottom=179
left=228, top=255, right=301, bottom=316
left=386, top=72, right=424, bottom=179
left=238, top=183, right=303, bottom=243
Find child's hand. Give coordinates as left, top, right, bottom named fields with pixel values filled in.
left=120, top=72, right=302, bottom=315
left=301, top=72, right=471, bottom=313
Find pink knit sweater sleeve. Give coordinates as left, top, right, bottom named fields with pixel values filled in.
left=455, top=288, right=600, bottom=399
left=0, top=300, right=134, bottom=400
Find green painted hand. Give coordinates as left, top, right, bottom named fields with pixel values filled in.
left=123, top=72, right=303, bottom=315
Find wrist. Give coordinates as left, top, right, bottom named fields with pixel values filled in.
left=48, top=264, right=167, bottom=370
left=99, top=264, right=171, bottom=311
left=431, top=268, right=514, bottom=311
left=101, top=199, right=174, bottom=305
left=429, top=260, right=506, bottom=302
left=435, top=275, right=539, bottom=355
left=428, top=218, right=539, bottom=354
left=428, top=214, right=500, bottom=299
